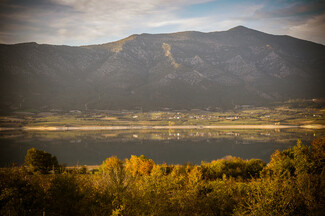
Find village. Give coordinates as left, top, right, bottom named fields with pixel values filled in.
left=0, top=102, right=324, bottom=129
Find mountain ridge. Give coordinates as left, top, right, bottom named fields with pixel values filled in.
left=3, top=25, right=325, bottom=47
left=0, top=26, right=324, bottom=112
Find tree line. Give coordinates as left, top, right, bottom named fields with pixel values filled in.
left=0, top=138, right=324, bottom=215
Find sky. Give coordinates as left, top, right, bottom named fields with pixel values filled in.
left=0, top=0, right=324, bottom=46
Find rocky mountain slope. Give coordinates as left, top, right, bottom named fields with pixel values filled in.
left=0, top=26, right=324, bottom=111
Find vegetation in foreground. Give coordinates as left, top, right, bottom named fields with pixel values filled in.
left=0, top=138, right=324, bottom=216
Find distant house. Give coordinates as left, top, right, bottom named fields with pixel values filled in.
left=69, top=110, right=82, bottom=113
left=226, top=116, right=239, bottom=120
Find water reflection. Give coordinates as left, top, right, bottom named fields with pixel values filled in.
left=0, top=128, right=323, bottom=166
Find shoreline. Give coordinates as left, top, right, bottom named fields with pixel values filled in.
left=0, top=124, right=324, bottom=131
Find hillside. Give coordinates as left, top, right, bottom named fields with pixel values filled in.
left=0, top=26, right=324, bottom=112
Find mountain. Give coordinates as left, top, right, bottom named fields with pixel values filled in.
left=0, top=26, right=324, bottom=112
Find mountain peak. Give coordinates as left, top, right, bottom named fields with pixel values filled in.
left=228, top=25, right=251, bottom=31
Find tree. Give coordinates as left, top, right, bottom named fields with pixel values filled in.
left=99, top=156, right=129, bottom=215
left=99, top=156, right=126, bottom=186
left=24, top=148, right=59, bottom=174
left=256, top=139, right=325, bottom=215
left=311, top=137, right=325, bottom=174
left=245, top=159, right=266, bottom=178
left=47, top=174, right=85, bottom=216
left=125, top=155, right=155, bottom=177
left=0, top=168, right=45, bottom=216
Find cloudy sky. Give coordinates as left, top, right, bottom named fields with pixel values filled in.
left=0, top=0, right=324, bottom=46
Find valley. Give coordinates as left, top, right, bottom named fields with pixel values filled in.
left=1, top=100, right=324, bottom=130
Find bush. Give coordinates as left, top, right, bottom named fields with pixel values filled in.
left=0, top=168, right=45, bottom=216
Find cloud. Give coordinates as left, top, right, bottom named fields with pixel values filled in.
left=254, top=1, right=325, bottom=19
left=288, top=13, right=325, bottom=44
left=49, top=0, right=215, bottom=44
left=250, top=0, right=325, bottom=44
left=0, top=0, right=216, bottom=45
left=0, top=0, right=324, bottom=45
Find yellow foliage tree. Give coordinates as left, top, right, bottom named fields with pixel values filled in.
left=99, top=156, right=125, bottom=187
left=125, top=155, right=155, bottom=177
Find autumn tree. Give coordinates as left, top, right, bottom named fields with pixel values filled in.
left=99, top=156, right=126, bottom=187
left=245, top=139, right=325, bottom=215
left=201, top=156, right=266, bottom=180
left=125, top=155, right=155, bottom=177
left=24, top=148, right=59, bottom=174
left=311, top=137, right=325, bottom=174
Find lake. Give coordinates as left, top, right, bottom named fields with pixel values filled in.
left=0, top=128, right=323, bottom=166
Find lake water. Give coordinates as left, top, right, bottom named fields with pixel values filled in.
left=0, top=128, right=323, bottom=166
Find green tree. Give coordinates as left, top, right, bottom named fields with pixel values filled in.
left=24, top=148, right=59, bottom=174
